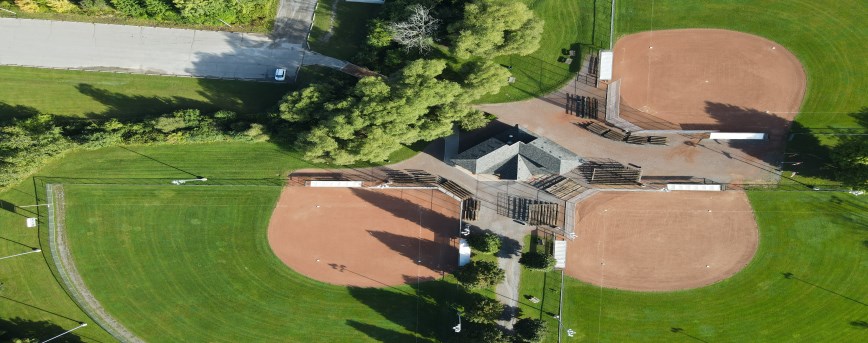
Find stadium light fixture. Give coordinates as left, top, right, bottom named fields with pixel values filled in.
left=452, top=312, right=461, bottom=333
left=171, top=177, right=208, bottom=185
left=41, top=322, right=87, bottom=342
left=0, top=248, right=41, bottom=261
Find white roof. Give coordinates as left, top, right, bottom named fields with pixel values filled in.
left=599, top=50, right=614, bottom=81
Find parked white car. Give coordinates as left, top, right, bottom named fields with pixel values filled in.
left=274, top=68, right=287, bottom=81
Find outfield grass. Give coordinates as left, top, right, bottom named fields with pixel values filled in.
left=0, top=141, right=424, bottom=341
left=0, top=66, right=291, bottom=119
left=520, top=191, right=868, bottom=342
left=479, top=0, right=612, bottom=103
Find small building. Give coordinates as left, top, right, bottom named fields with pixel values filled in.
left=451, top=125, right=582, bottom=181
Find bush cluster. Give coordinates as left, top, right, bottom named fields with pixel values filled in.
left=12, top=0, right=274, bottom=27
left=0, top=109, right=269, bottom=190
left=518, top=251, right=556, bottom=272
left=467, top=231, right=501, bottom=254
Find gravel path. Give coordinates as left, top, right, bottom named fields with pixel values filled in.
left=47, top=185, right=144, bottom=343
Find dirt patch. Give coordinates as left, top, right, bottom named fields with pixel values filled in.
left=267, top=187, right=459, bottom=287
left=566, top=191, right=759, bottom=292
left=613, top=29, right=806, bottom=132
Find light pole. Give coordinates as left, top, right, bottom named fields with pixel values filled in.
left=41, top=322, right=87, bottom=342
left=171, top=177, right=208, bottom=185
left=452, top=312, right=461, bottom=333
left=0, top=248, right=41, bottom=261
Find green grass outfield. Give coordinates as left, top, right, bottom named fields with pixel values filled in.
left=0, top=142, right=420, bottom=341
left=57, top=184, right=458, bottom=341
left=520, top=191, right=868, bottom=342
left=0, top=66, right=290, bottom=119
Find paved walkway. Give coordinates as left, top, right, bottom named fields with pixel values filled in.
left=273, top=0, right=318, bottom=45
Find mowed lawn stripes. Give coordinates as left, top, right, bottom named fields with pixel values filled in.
left=61, top=185, right=433, bottom=341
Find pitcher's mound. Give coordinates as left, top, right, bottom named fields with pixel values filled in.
left=267, top=187, right=459, bottom=287
left=566, top=191, right=759, bottom=291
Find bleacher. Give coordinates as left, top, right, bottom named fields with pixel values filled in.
left=625, top=134, right=669, bottom=145
left=496, top=194, right=560, bottom=226
left=437, top=178, right=474, bottom=200
left=578, top=161, right=642, bottom=185
left=462, top=198, right=480, bottom=221
left=529, top=175, right=586, bottom=200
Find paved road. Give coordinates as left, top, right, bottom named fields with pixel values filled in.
left=0, top=18, right=305, bottom=80
left=274, top=0, right=318, bottom=45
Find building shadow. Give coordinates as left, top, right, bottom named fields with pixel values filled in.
left=0, top=317, right=85, bottom=343
left=782, top=272, right=867, bottom=306
left=345, top=320, right=434, bottom=343
left=366, top=229, right=458, bottom=275
left=349, top=188, right=460, bottom=234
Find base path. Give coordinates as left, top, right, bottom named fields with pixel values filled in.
left=613, top=29, right=806, bottom=132
left=267, top=187, right=459, bottom=287
left=0, top=18, right=304, bottom=80
left=566, top=191, right=759, bottom=292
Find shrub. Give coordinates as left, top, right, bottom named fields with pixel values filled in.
left=513, top=318, right=548, bottom=343
left=14, top=0, right=40, bottom=13
left=468, top=232, right=501, bottom=254
left=462, top=294, right=503, bottom=323
left=454, top=260, right=504, bottom=289
left=519, top=251, right=556, bottom=272
left=110, top=0, right=147, bottom=17
left=46, top=0, right=77, bottom=13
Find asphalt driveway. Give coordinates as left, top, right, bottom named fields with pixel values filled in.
left=0, top=18, right=304, bottom=80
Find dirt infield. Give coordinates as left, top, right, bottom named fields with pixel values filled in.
left=267, top=187, right=459, bottom=287
left=613, top=29, right=806, bottom=132
left=566, top=191, right=759, bottom=292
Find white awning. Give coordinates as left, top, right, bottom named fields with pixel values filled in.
left=599, top=50, right=614, bottom=81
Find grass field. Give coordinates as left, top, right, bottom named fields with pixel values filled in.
left=57, top=185, right=455, bottom=341
left=0, top=141, right=423, bottom=341
left=478, top=0, right=612, bottom=103
left=520, top=191, right=868, bottom=342
left=0, top=66, right=290, bottom=119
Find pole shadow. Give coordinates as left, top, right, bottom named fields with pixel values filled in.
left=670, top=327, right=710, bottom=343
left=117, top=146, right=202, bottom=178
left=0, top=296, right=83, bottom=323
left=782, top=272, right=867, bottom=307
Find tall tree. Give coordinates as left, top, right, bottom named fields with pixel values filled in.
left=389, top=5, right=440, bottom=53
left=450, top=0, right=543, bottom=59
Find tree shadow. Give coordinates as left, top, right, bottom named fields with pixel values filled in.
left=0, top=317, right=84, bottom=342
left=366, top=229, right=458, bottom=275
left=346, top=320, right=435, bottom=343
left=818, top=194, right=868, bottom=230
left=347, top=279, right=464, bottom=342
left=74, top=83, right=221, bottom=120
left=782, top=272, right=868, bottom=307
left=0, top=102, right=40, bottom=124
left=850, top=320, right=868, bottom=329
left=688, top=101, right=795, bottom=166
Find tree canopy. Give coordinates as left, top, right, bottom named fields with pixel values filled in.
left=454, top=260, right=505, bottom=289
left=449, top=0, right=543, bottom=59
left=279, top=59, right=509, bottom=165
